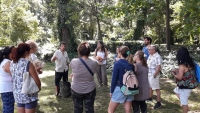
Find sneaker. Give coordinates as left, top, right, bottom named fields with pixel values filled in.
left=154, top=102, right=161, bottom=109
left=146, top=97, right=152, bottom=101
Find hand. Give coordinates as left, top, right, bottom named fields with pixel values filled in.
left=53, top=56, right=57, bottom=60
left=109, top=93, right=112, bottom=98
left=38, top=86, right=41, bottom=92
left=171, top=69, right=178, bottom=75
left=70, top=73, right=73, bottom=79
left=36, top=67, right=43, bottom=74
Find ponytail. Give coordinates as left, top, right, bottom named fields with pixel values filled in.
left=12, top=43, right=31, bottom=63
left=12, top=47, right=19, bottom=63
left=127, top=54, right=134, bottom=64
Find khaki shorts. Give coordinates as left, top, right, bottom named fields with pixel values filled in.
left=148, top=74, right=160, bottom=90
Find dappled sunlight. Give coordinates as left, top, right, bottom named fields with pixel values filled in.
left=39, top=70, right=54, bottom=78
left=41, top=82, right=48, bottom=87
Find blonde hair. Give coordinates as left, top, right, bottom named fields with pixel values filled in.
left=127, top=54, right=134, bottom=64
left=25, top=40, right=38, bottom=49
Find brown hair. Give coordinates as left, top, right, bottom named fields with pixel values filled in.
left=136, top=50, right=147, bottom=67
left=12, top=43, right=31, bottom=63
left=77, top=42, right=90, bottom=57
left=120, top=46, right=134, bottom=64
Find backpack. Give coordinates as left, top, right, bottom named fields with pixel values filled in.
left=120, top=70, right=139, bottom=96
left=194, top=62, right=200, bottom=83
left=60, top=81, right=71, bottom=98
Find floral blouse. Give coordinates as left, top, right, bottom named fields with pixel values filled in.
left=10, top=58, right=38, bottom=104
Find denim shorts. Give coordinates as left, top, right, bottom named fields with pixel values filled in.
left=111, top=86, right=134, bottom=103
left=17, top=101, right=37, bottom=109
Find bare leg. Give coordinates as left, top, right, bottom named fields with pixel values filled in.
left=25, top=108, right=36, bottom=113
left=55, top=86, right=60, bottom=95
left=108, top=101, right=119, bottom=113
left=17, top=107, right=25, bottom=113
left=156, top=89, right=161, bottom=102
left=150, top=88, right=153, bottom=98
left=124, top=101, right=132, bottom=113
left=182, top=105, right=188, bottom=113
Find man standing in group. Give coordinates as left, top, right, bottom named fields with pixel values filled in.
left=51, top=41, right=70, bottom=96
left=142, top=36, right=152, bottom=59
left=147, top=45, right=163, bottom=109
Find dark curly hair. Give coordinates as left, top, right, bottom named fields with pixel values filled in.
left=176, top=47, right=194, bottom=68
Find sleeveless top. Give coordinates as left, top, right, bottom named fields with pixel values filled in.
left=96, top=51, right=106, bottom=65
left=177, top=69, right=198, bottom=89
left=10, top=58, right=38, bottom=103
left=0, top=59, right=13, bottom=93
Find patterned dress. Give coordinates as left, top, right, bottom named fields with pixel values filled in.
left=10, top=58, right=38, bottom=104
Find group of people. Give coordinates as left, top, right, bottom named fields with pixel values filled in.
left=0, top=37, right=198, bottom=113
left=0, top=41, right=42, bottom=113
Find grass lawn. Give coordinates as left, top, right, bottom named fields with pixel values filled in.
left=1, top=62, right=200, bottom=113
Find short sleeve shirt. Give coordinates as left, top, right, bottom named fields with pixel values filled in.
left=147, top=52, right=162, bottom=75
left=142, top=46, right=149, bottom=59
left=52, top=50, right=70, bottom=72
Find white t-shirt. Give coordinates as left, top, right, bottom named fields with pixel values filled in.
left=52, top=50, right=70, bottom=72
left=97, top=51, right=106, bottom=64
left=27, top=53, right=37, bottom=62
left=0, top=59, right=13, bottom=93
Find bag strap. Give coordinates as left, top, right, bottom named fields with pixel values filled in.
left=26, top=61, right=30, bottom=72
left=79, top=58, right=94, bottom=76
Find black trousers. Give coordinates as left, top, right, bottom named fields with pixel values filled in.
left=71, top=89, right=96, bottom=113
left=55, top=70, right=68, bottom=87
left=132, top=100, right=147, bottom=113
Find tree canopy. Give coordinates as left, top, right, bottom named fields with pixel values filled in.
left=0, top=0, right=199, bottom=50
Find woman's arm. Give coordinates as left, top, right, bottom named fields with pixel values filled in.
left=29, top=62, right=41, bottom=90
left=104, top=48, right=108, bottom=60
left=3, top=61, right=11, bottom=75
left=174, top=65, right=185, bottom=80
left=133, top=64, right=137, bottom=72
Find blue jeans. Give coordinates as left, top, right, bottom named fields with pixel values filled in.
left=1, top=92, right=15, bottom=113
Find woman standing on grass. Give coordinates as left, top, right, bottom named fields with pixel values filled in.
left=94, top=40, right=108, bottom=87
left=70, top=42, right=98, bottom=113
left=132, top=50, right=149, bottom=113
left=10, top=43, right=41, bottom=113
left=108, top=46, right=134, bottom=113
left=0, top=46, right=15, bottom=113
left=171, top=47, right=198, bottom=113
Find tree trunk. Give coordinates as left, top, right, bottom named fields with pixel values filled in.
left=58, top=0, right=74, bottom=51
left=94, top=0, right=102, bottom=40
left=166, top=0, right=170, bottom=50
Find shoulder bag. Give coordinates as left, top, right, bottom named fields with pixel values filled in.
left=21, top=61, right=39, bottom=94
left=79, top=58, right=94, bottom=76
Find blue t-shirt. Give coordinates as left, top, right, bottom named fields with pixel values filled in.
left=142, top=46, right=149, bottom=59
